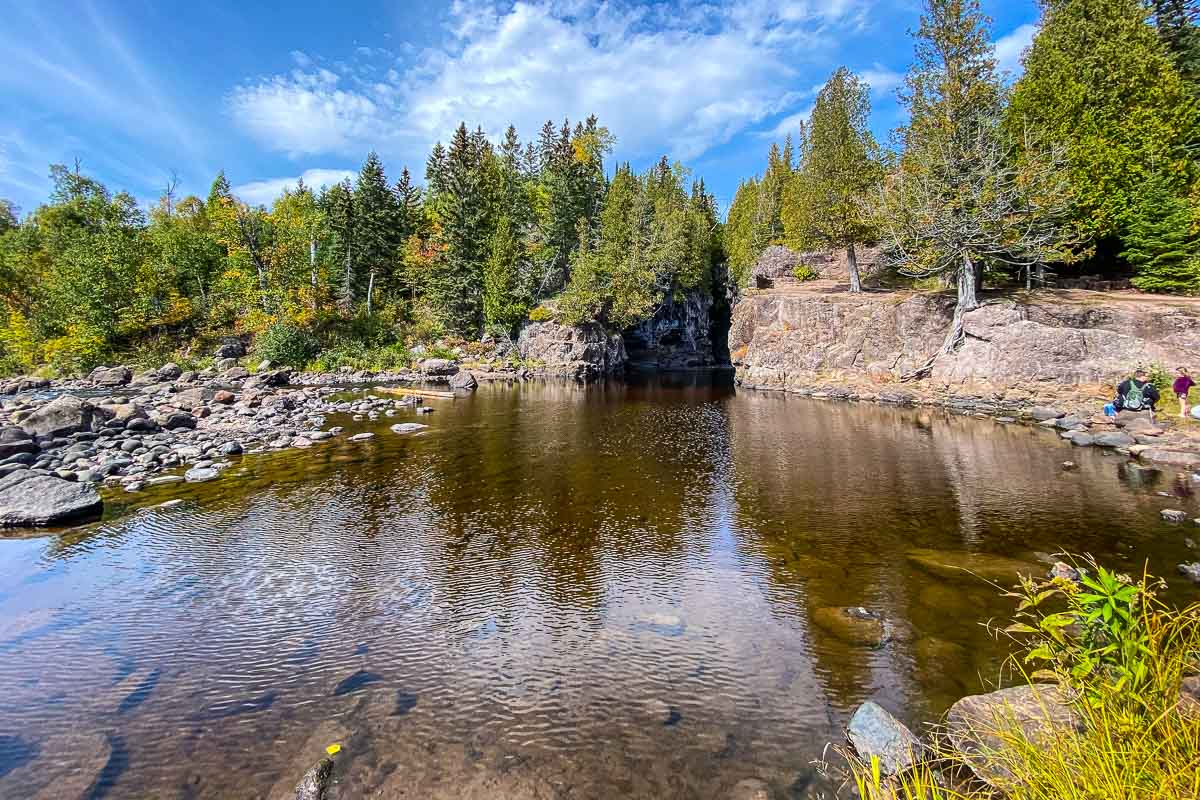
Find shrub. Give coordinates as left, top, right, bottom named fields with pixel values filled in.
left=792, top=264, right=818, bottom=282
left=839, top=557, right=1200, bottom=799
left=528, top=305, right=554, bottom=322
left=1146, top=363, right=1172, bottom=393
left=310, top=340, right=413, bottom=373
left=252, top=321, right=319, bottom=367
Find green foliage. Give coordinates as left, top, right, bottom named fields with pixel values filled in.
left=483, top=215, right=529, bottom=331
left=527, top=305, right=553, bottom=322
left=1153, top=0, right=1200, bottom=94
left=782, top=67, right=883, bottom=291
left=1123, top=173, right=1200, bottom=294
left=1146, top=362, right=1174, bottom=392
left=309, top=340, right=413, bottom=372
left=1009, top=0, right=1199, bottom=244
left=842, top=558, right=1200, bottom=800
left=252, top=321, right=320, bottom=367
left=791, top=264, right=818, bottom=282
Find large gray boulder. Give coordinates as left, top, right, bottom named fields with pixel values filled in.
left=848, top=701, right=925, bottom=776
left=91, top=365, right=132, bottom=387
left=517, top=320, right=627, bottom=381
left=449, top=370, right=477, bottom=390
left=214, top=339, right=246, bottom=359
left=420, top=358, right=458, bottom=376
left=946, top=685, right=1083, bottom=791
left=20, top=395, right=96, bottom=437
left=0, top=472, right=103, bottom=526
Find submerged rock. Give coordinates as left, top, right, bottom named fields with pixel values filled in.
left=0, top=731, right=113, bottom=799
left=946, top=684, right=1082, bottom=791
left=0, top=472, right=103, bottom=527
left=848, top=701, right=925, bottom=776
left=184, top=466, right=219, bottom=483
left=811, top=606, right=888, bottom=648
left=906, top=549, right=1041, bottom=584
left=390, top=423, right=428, bottom=434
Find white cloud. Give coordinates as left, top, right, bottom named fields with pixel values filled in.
left=859, top=64, right=903, bottom=96
left=227, top=0, right=869, bottom=165
left=759, top=107, right=813, bottom=140
left=232, top=167, right=356, bottom=206
left=994, top=23, right=1037, bottom=78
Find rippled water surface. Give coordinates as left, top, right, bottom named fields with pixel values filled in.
left=1, top=375, right=1197, bottom=798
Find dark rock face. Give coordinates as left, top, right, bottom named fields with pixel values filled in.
left=516, top=320, right=626, bottom=381
left=420, top=358, right=458, bottom=376
left=214, top=339, right=246, bottom=359
left=623, top=289, right=720, bottom=370
left=19, top=395, right=96, bottom=438
left=0, top=472, right=103, bottom=526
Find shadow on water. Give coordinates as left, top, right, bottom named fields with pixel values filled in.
left=0, top=375, right=1195, bottom=798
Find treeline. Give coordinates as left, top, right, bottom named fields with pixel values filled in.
left=0, top=117, right=719, bottom=375
left=727, top=0, right=1200, bottom=303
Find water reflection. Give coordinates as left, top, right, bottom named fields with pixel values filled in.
left=0, top=377, right=1195, bottom=798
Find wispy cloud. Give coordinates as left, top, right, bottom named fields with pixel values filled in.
left=232, top=167, right=356, bottom=206
left=227, top=0, right=870, bottom=165
left=994, top=23, right=1038, bottom=78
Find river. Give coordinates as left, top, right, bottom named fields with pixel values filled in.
left=0, top=374, right=1196, bottom=798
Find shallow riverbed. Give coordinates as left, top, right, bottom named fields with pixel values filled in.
left=0, top=374, right=1196, bottom=798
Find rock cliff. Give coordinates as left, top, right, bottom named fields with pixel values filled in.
left=516, top=320, right=627, bottom=381
left=730, top=288, right=1200, bottom=403
left=623, top=289, right=720, bottom=370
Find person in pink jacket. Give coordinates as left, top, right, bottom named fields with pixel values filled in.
left=1174, top=367, right=1195, bottom=418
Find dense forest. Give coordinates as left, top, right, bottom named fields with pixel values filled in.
left=0, top=0, right=1197, bottom=377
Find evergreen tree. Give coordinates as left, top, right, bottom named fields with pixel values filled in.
left=725, top=179, right=761, bottom=288
left=430, top=123, right=489, bottom=334
left=483, top=215, right=528, bottom=330
left=394, top=167, right=422, bottom=241
left=1123, top=172, right=1200, bottom=293
left=354, top=151, right=400, bottom=313
left=1009, top=0, right=1199, bottom=244
left=1153, top=0, right=1200, bottom=91
left=321, top=179, right=356, bottom=310
left=782, top=67, right=883, bottom=293
left=882, top=0, right=1074, bottom=366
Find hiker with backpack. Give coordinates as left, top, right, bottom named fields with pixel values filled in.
left=1114, top=368, right=1160, bottom=415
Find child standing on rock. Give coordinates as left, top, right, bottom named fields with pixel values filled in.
left=1174, top=367, right=1195, bottom=419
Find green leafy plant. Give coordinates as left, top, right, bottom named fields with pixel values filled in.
left=792, top=264, right=818, bottom=282
left=252, top=321, right=320, bottom=367
left=527, top=305, right=553, bottom=322
left=1146, top=363, right=1173, bottom=393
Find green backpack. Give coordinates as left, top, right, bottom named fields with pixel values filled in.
left=1124, top=380, right=1146, bottom=410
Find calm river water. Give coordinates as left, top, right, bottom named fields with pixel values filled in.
left=0, top=375, right=1196, bottom=798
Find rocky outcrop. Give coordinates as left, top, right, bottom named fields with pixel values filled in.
left=751, top=244, right=883, bottom=289
left=0, top=472, right=103, bottom=526
left=623, top=289, right=720, bottom=369
left=731, top=289, right=1200, bottom=399
left=517, top=320, right=626, bottom=381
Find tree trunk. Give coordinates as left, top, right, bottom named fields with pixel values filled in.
left=972, top=253, right=984, bottom=297
left=846, top=243, right=862, bottom=293
left=309, top=236, right=318, bottom=309
left=940, top=252, right=980, bottom=355
left=366, top=270, right=375, bottom=317
left=343, top=241, right=353, bottom=310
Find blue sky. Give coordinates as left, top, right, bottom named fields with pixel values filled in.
left=0, top=0, right=1038, bottom=217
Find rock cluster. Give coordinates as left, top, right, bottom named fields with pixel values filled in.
left=516, top=320, right=627, bottom=381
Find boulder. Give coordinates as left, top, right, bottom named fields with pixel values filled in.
left=946, top=685, right=1082, bottom=791
left=184, top=466, right=219, bottom=483
left=91, top=365, right=132, bottom=387
left=390, top=423, right=429, bottom=434
left=214, top=357, right=238, bottom=371
left=214, top=339, right=246, bottom=359
left=213, top=390, right=236, bottom=405
left=244, top=368, right=292, bottom=389
left=449, top=370, right=478, bottom=390
left=0, top=471, right=103, bottom=526
left=157, top=362, right=182, bottom=380
left=1177, top=563, right=1200, bottom=584
left=1028, top=406, right=1065, bottom=422
left=1048, top=562, right=1082, bottom=583
left=811, top=606, right=889, bottom=648
left=172, top=387, right=215, bottom=410
left=161, top=412, right=197, bottom=431
left=220, top=366, right=250, bottom=381
left=1068, top=431, right=1094, bottom=447
left=20, top=395, right=96, bottom=437
left=848, top=701, right=925, bottom=776
left=1162, top=509, right=1189, bottom=523
left=1092, top=432, right=1136, bottom=448
left=420, top=358, right=458, bottom=376
left=293, top=756, right=334, bottom=800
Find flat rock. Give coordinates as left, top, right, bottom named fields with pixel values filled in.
left=0, top=731, right=113, bottom=800
left=348, top=432, right=375, bottom=441
left=1162, top=509, right=1189, bottom=523
left=946, top=685, right=1082, bottom=791
left=1092, top=432, right=1135, bottom=448
left=1028, top=406, right=1065, bottom=421
left=1177, top=563, right=1200, bottom=583
left=0, top=472, right=103, bottom=527
left=847, top=700, right=925, bottom=776
left=1140, top=448, right=1200, bottom=469
left=184, top=466, right=219, bottom=483
left=906, top=548, right=1041, bottom=584
left=1067, top=431, right=1093, bottom=447
left=390, top=423, right=429, bottom=434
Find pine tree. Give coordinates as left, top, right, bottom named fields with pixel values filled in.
left=1009, top=0, right=1199, bottom=244
left=782, top=67, right=883, bottom=293
left=483, top=215, right=528, bottom=330
left=321, top=179, right=356, bottom=310
left=354, top=151, right=400, bottom=314
left=1153, top=0, right=1200, bottom=91
left=725, top=179, right=761, bottom=287
left=394, top=167, right=422, bottom=240
left=881, top=0, right=1074, bottom=367
left=1123, top=172, right=1200, bottom=293
left=430, top=123, right=489, bottom=334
